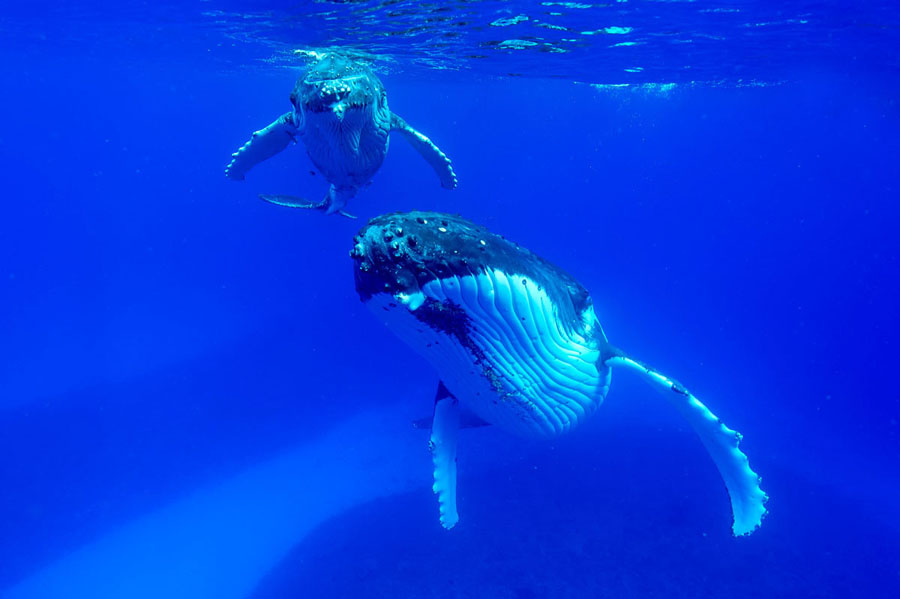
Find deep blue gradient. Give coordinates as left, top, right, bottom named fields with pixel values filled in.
left=1, top=2, right=898, bottom=597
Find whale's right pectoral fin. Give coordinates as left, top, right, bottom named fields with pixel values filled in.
left=390, top=113, right=458, bottom=190
left=604, top=349, right=768, bottom=536
left=430, top=381, right=460, bottom=529
left=225, top=112, right=298, bottom=181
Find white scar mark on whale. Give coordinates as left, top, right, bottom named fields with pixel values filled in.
left=3, top=407, right=432, bottom=599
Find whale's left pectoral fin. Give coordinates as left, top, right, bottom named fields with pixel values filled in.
left=390, top=113, right=458, bottom=190
left=605, top=349, right=768, bottom=536
left=430, top=381, right=460, bottom=529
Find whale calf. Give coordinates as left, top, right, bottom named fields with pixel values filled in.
left=225, top=52, right=457, bottom=217
left=350, top=211, right=768, bottom=536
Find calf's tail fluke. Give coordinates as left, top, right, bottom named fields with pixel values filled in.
left=604, top=350, right=768, bottom=536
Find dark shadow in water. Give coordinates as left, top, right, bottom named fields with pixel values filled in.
left=251, top=429, right=899, bottom=599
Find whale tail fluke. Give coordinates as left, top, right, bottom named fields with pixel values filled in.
left=259, top=193, right=324, bottom=210
left=259, top=193, right=357, bottom=219
left=603, top=349, right=768, bottom=536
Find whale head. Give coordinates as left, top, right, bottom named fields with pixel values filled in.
left=291, top=53, right=387, bottom=126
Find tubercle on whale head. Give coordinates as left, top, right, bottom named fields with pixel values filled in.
left=351, top=212, right=605, bottom=352
left=350, top=214, right=427, bottom=302
left=290, top=53, right=387, bottom=118
left=349, top=212, right=595, bottom=327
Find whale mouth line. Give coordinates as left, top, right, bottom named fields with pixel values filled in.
left=305, top=74, right=369, bottom=84
left=306, top=100, right=370, bottom=114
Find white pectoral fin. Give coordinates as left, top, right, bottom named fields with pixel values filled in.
left=390, top=112, right=458, bottom=190
left=430, top=381, right=461, bottom=529
left=606, top=352, right=768, bottom=536
left=225, top=112, right=298, bottom=180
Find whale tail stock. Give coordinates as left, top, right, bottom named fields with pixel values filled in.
left=601, top=345, right=768, bottom=536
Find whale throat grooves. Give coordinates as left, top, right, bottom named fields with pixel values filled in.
left=366, top=266, right=610, bottom=439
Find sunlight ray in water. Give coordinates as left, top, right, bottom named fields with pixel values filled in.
left=4, top=408, right=429, bottom=599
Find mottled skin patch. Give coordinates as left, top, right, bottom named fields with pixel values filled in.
left=413, top=297, right=514, bottom=401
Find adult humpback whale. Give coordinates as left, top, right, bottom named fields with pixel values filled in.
left=351, top=211, right=768, bottom=536
left=225, top=53, right=457, bottom=217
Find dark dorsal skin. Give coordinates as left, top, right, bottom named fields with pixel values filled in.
left=350, top=211, right=595, bottom=335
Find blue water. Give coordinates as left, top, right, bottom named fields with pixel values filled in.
left=1, top=1, right=898, bottom=597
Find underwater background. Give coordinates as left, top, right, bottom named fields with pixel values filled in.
left=1, top=1, right=898, bottom=597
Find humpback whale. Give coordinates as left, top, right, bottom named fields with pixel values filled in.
left=350, top=211, right=768, bottom=536
left=225, top=52, right=457, bottom=217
